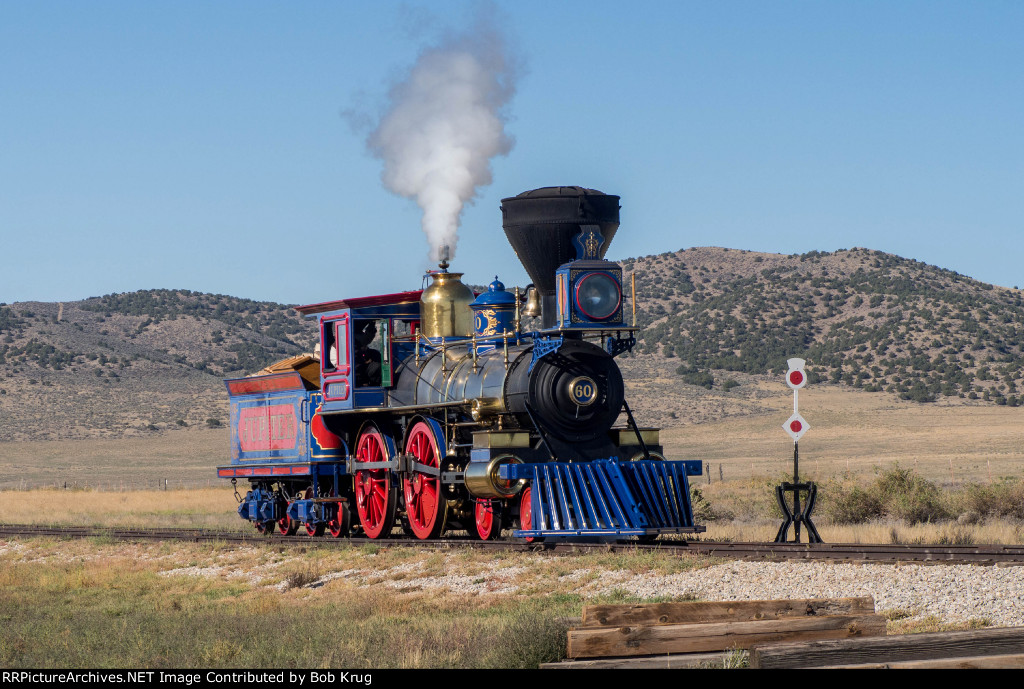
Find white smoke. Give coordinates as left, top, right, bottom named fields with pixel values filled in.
left=366, top=16, right=518, bottom=264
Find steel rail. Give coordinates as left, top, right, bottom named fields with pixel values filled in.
left=2, top=524, right=1023, bottom=564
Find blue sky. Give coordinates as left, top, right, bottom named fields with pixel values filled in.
left=2, top=1, right=1022, bottom=305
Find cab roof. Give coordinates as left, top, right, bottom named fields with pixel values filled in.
left=295, top=290, right=424, bottom=317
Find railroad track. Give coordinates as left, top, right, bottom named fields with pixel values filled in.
left=2, top=523, right=1023, bottom=564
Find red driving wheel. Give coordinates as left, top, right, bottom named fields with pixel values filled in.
left=278, top=503, right=298, bottom=536
left=519, top=486, right=543, bottom=543
left=255, top=519, right=275, bottom=535
left=354, top=425, right=397, bottom=539
left=402, top=421, right=448, bottom=540
left=474, top=499, right=502, bottom=541
left=328, top=501, right=351, bottom=538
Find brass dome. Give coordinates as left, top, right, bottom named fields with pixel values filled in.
left=420, top=271, right=474, bottom=338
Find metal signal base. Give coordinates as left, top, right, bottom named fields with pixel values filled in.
left=774, top=441, right=823, bottom=544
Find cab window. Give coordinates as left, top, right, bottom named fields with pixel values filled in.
left=322, top=318, right=349, bottom=373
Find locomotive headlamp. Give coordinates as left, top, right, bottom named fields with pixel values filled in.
left=575, top=272, right=621, bottom=320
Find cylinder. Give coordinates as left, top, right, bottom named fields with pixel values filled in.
left=465, top=455, right=525, bottom=498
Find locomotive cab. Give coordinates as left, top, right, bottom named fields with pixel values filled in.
left=297, top=292, right=423, bottom=413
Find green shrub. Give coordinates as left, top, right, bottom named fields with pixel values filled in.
left=937, top=527, right=976, bottom=545
left=499, top=608, right=569, bottom=668
left=988, top=479, right=1024, bottom=519
left=689, top=487, right=725, bottom=522
left=824, top=484, right=883, bottom=524
left=956, top=482, right=995, bottom=519
left=679, top=370, right=714, bottom=389
left=954, top=479, right=1024, bottom=520
left=823, top=465, right=948, bottom=525
left=873, top=465, right=948, bottom=523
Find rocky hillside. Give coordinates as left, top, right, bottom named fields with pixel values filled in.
left=3, top=247, right=1023, bottom=441
left=0, top=290, right=316, bottom=441
left=622, top=247, right=1024, bottom=407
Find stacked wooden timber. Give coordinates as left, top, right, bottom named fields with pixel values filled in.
left=549, top=597, right=885, bottom=669
left=750, top=627, right=1024, bottom=668
left=545, top=596, right=1024, bottom=668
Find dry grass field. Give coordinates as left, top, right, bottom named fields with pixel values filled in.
left=660, top=384, right=1024, bottom=543
left=1, top=386, right=1021, bottom=544
left=0, top=523, right=1000, bottom=668
left=3, top=537, right=672, bottom=668
left=2, top=386, right=1022, bottom=668
left=3, top=385, right=1021, bottom=488
left=663, top=382, right=1024, bottom=485
left=0, top=487, right=244, bottom=531
left=0, top=428, right=226, bottom=489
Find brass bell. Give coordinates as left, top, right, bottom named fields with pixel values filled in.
left=522, top=286, right=542, bottom=319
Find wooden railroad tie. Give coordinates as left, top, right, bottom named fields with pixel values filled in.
left=566, top=597, right=884, bottom=660
left=749, top=626, right=1024, bottom=669
left=550, top=597, right=1024, bottom=669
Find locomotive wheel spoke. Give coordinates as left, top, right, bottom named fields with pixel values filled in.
left=475, top=499, right=502, bottom=541
left=354, top=425, right=397, bottom=539
left=328, top=500, right=351, bottom=538
left=402, top=421, right=448, bottom=540
left=518, top=486, right=543, bottom=543
left=278, top=502, right=298, bottom=536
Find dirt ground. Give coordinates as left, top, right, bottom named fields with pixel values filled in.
left=662, top=383, right=1024, bottom=486
left=2, top=386, right=1022, bottom=490
left=0, top=428, right=226, bottom=489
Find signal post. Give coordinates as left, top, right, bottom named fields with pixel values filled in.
left=774, top=358, right=823, bottom=543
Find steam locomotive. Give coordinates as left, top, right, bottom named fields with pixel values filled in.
left=217, top=187, right=704, bottom=541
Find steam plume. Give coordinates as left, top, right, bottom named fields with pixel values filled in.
left=367, top=16, right=517, bottom=264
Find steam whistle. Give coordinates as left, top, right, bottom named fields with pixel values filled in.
left=438, top=245, right=451, bottom=272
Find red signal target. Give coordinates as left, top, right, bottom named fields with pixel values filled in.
left=784, top=413, right=809, bottom=441
left=785, top=358, right=807, bottom=390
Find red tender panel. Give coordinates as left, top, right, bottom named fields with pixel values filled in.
left=238, top=404, right=299, bottom=452
left=227, top=373, right=305, bottom=396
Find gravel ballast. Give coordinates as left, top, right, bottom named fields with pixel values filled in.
left=576, top=560, right=1024, bottom=627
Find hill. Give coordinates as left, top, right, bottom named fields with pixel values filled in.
left=0, top=290, right=316, bottom=441
left=616, top=247, right=1024, bottom=426
left=3, top=246, right=1023, bottom=440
